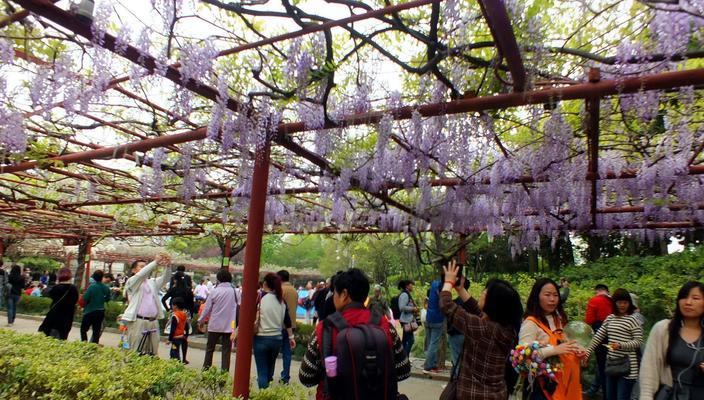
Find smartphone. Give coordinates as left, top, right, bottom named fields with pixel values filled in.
left=455, top=264, right=464, bottom=287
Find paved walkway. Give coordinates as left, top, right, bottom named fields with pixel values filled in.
left=2, top=314, right=446, bottom=399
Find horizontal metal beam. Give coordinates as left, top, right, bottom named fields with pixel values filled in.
left=276, top=67, right=704, bottom=134
left=6, top=67, right=704, bottom=176
left=0, top=127, right=206, bottom=174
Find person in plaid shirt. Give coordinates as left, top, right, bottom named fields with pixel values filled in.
left=440, top=260, right=524, bottom=400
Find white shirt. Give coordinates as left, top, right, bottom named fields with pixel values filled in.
left=122, top=261, right=170, bottom=322
left=194, top=284, right=209, bottom=299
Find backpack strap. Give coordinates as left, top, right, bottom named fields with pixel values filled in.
left=327, top=311, right=348, bottom=331
left=322, top=312, right=348, bottom=399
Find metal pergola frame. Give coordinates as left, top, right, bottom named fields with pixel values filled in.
left=2, top=0, right=704, bottom=397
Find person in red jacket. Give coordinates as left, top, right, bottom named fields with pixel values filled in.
left=299, top=268, right=410, bottom=400
left=584, top=283, right=613, bottom=398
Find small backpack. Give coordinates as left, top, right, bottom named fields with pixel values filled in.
left=389, top=294, right=401, bottom=320
left=322, top=311, right=397, bottom=400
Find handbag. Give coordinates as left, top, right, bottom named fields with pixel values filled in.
left=440, top=342, right=464, bottom=400
left=403, top=320, right=419, bottom=332
left=605, top=354, right=630, bottom=377
left=654, top=384, right=672, bottom=400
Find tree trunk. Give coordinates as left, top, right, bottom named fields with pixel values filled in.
left=528, top=250, right=539, bottom=273
left=74, top=239, right=90, bottom=287
left=586, top=234, right=603, bottom=262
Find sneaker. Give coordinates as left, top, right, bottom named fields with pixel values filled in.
left=422, top=368, right=439, bottom=374
left=7, top=323, right=12, bottom=327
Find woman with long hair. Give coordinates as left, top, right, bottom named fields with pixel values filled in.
left=639, top=281, right=704, bottom=399
left=162, top=271, right=195, bottom=316
left=253, top=273, right=294, bottom=389
left=38, top=267, right=79, bottom=339
left=519, top=278, right=584, bottom=399
left=397, top=279, right=418, bottom=357
left=584, top=288, right=643, bottom=400
left=441, top=261, right=523, bottom=399
left=6, top=265, right=25, bottom=326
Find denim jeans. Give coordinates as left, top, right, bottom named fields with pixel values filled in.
left=280, top=330, right=292, bottom=384
left=448, top=333, right=464, bottom=369
left=423, top=322, right=444, bottom=370
left=169, top=338, right=188, bottom=363
left=253, top=335, right=282, bottom=389
left=7, top=294, right=19, bottom=324
left=402, top=327, right=414, bottom=357
left=605, top=375, right=635, bottom=400
left=589, top=322, right=607, bottom=396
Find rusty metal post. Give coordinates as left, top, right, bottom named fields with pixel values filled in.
left=586, top=68, right=601, bottom=229
left=233, top=141, right=272, bottom=399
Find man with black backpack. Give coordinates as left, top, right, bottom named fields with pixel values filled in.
left=299, top=268, right=411, bottom=400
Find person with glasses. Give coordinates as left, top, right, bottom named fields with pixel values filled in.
left=519, top=278, right=585, bottom=399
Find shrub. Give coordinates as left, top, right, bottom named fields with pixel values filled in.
left=0, top=329, right=311, bottom=400
left=292, top=323, right=315, bottom=360
left=16, top=295, right=51, bottom=315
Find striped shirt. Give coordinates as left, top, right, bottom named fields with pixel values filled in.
left=586, top=314, right=643, bottom=379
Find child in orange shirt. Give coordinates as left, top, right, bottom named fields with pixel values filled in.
left=168, top=297, right=191, bottom=363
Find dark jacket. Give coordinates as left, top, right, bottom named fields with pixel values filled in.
left=8, top=273, right=25, bottom=296
left=162, top=285, right=195, bottom=316
left=39, top=283, right=79, bottom=340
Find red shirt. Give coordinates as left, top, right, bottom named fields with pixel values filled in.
left=585, top=294, right=612, bottom=325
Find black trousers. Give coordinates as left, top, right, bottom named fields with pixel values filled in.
left=80, top=310, right=105, bottom=343
left=203, top=332, right=232, bottom=371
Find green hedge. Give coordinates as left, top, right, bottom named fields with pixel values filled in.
left=0, top=329, right=312, bottom=400
left=13, top=295, right=125, bottom=329
left=292, top=323, right=315, bottom=360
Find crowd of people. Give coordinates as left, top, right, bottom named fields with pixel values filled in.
left=2, top=256, right=704, bottom=400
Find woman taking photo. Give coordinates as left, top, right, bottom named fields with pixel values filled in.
left=640, top=281, right=704, bottom=399
left=440, top=261, right=523, bottom=399
left=253, top=273, right=294, bottom=389
left=38, top=267, right=79, bottom=339
left=584, top=288, right=643, bottom=400
left=398, top=279, right=418, bottom=357
left=519, top=278, right=584, bottom=399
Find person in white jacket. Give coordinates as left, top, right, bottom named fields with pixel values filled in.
left=123, top=253, right=172, bottom=354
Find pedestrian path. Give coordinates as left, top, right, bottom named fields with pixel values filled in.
left=2, top=314, right=445, bottom=399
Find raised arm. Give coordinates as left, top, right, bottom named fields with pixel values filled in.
left=124, top=260, right=158, bottom=294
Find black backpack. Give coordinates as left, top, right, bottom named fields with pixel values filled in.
left=322, top=311, right=397, bottom=400
left=389, top=294, right=401, bottom=320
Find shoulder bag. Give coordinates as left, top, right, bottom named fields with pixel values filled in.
left=439, top=343, right=464, bottom=400
left=605, top=354, right=630, bottom=376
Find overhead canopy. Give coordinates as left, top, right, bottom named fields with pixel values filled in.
left=0, top=0, right=703, bottom=251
